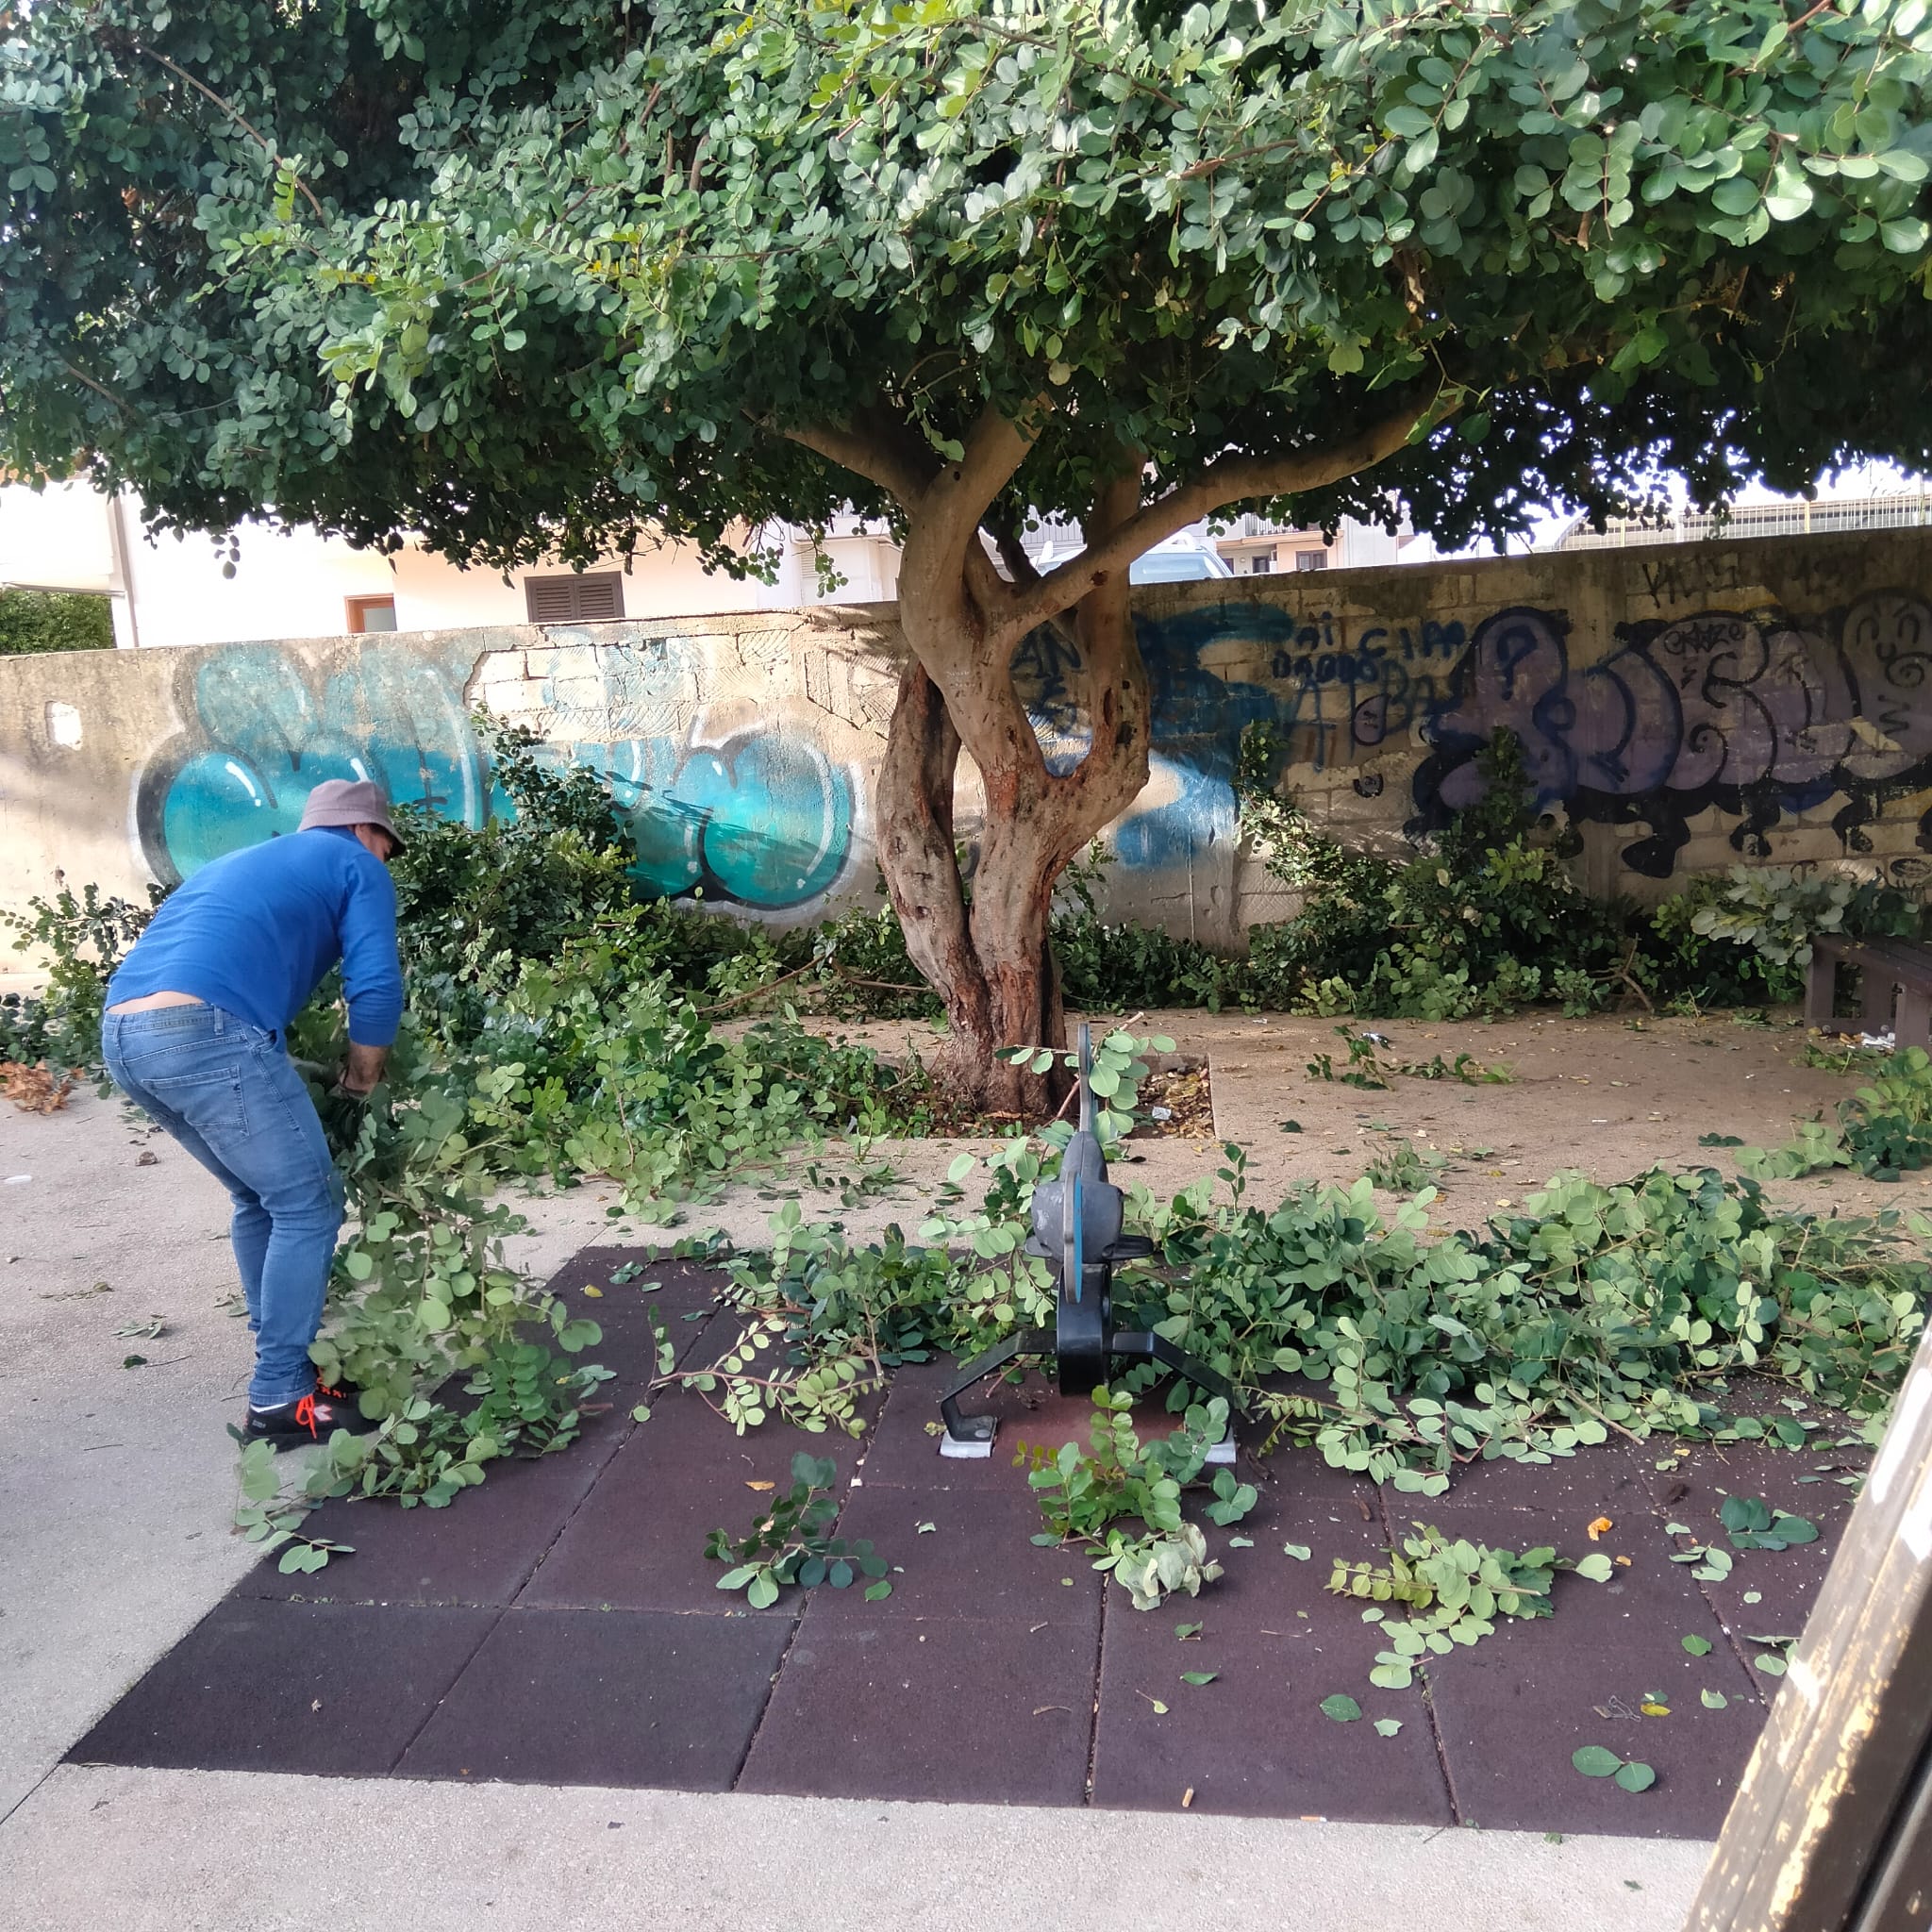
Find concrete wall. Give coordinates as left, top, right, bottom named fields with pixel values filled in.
left=5, top=528, right=1932, bottom=938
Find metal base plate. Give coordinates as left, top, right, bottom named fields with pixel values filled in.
left=1206, top=1436, right=1237, bottom=1465
left=940, top=1425, right=995, bottom=1459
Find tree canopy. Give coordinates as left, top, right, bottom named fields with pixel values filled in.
left=6, top=0, right=1932, bottom=565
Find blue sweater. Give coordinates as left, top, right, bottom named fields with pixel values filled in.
left=108, top=827, right=405, bottom=1046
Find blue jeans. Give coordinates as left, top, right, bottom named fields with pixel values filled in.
left=103, top=1004, right=344, bottom=1409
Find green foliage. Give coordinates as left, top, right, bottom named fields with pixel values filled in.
left=0, top=590, right=112, bottom=656
left=1740, top=1047, right=1932, bottom=1181
left=1329, top=1523, right=1610, bottom=1690
left=1097, top=1521, right=1224, bottom=1613
left=0, top=879, right=163, bottom=1069
left=1720, top=1494, right=1820, bottom=1550
left=232, top=1440, right=356, bottom=1574
left=999, top=1027, right=1175, bottom=1144
left=1015, top=1385, right=1234, bottom=1545
left=1234, top=732, right=1630, bottom=1020
left=14, top=0, right=1932, bottom=570
left=1573, top=1745, right=1657, bottom=1794
left=1007, top=1385, right=1247, bottom=1610
left=1681, top=866, right=1922, bottom=970
left=705, top=1452, right=891, bottom=1607
left=701, top=1119, right=1931, bottom=1501
left=1306, top=1026, right=1512, bottom=1091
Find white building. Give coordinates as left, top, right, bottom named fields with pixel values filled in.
left=0, top=481, right=1427, bottom=647
left=0, top=482, right=905, bottom=646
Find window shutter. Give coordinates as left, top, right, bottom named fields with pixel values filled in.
left=573, top=574, right=623, bottom=620
left=525, top=573, right=624, bottom=623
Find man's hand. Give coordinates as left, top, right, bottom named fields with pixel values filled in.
left=339, top=1041, right=391, bottom=1095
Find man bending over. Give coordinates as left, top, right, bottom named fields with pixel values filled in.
left=102, top=778, right=407, bottom=1445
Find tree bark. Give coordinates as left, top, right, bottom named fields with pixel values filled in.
left=877, top=463, right=1151, bottom=1116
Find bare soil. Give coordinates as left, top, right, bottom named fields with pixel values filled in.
left=791, top=1006, right=1932, bottom=1222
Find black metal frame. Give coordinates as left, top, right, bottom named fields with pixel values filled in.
left=939, top=1023, right=1239, bottom=1444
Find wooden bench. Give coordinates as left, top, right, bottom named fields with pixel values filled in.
left=1805, top=934, right=1932, bottom=1046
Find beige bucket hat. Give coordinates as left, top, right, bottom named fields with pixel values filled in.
left=296, top=777, right=407, bottom=846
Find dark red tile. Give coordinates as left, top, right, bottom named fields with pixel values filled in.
left=1421, top=1440, right=1651, bottom=1520
left=1091, top=1504, right=1448, bottom=1822
left=811, top=1485, right=1105, bottom=1624
left=862, top=1359, right=1259, bottom=1490
left=739, top=1610, right=1096, bottom=1805
left=398, top=1607, right=791, bottom=1790
left=238, top=1428, right=623, bottom=1607
left=519, top=1388, right=874, bottom=1614
left=66, top=1600, right=495, bottom=1775
left=541, top=1254, right=728, bottom=1390
left=1421, top=1505, right=1765, bottom=1836
left=1649, top=1438, right=1859, bottom=1657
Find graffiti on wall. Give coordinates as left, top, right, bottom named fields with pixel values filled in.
left=126, top=576, right=1932, bottom=918
left=1013, top=602, right=1472, bottom=878
left=1412, top=591, right=1932, bottom=875
left=137, top=643, right=488, bottom=881
left=139, top=633, right=859, bottom=910
left=504, top=630, right=856, bottom=909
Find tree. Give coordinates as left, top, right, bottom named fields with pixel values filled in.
left=5, top=0, right=1932, bottom=1104
left=0, top=590, right=112, bottom=655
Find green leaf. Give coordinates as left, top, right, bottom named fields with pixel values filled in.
left=1181, top=1671, right=1218, bottom=1687
left=1572, top=1745, right=1623, bottom=1778
left=1321, top=1693, right=1362, bottom=1723
left=863, top=1579, right=892, bottom=1600
left=1281, top=1542, right=1311, bottom=1560
left=1373, top=1718, right=1403, bottom=1737
left=1573, top=1554, right=1614, bottom=1582
left=1614, top=1761, right=1657, bottom=1793
left=1682, top=1635, right=1713, bottom=1656
left=1385, top=105, right=1433, bottom=137
left=1702, top=1689, right=1728, bottom=1709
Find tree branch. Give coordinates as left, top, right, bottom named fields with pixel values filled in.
left=985, top=508, right=1041, bottom=587
left=1005, top=391, right=1447, bottom=634
left=130, top=42, right=326, bottom=222
left=904, top=399, right=1047, bottom=642
left=773, top=413, right=937, bottom=510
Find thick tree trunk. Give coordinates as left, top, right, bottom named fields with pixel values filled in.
left=876, top=535, right=1149, bottom=1116
left=784, top=391, right=1438, bottom=1116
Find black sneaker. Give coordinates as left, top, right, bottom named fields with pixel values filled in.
left=243, top=1390, right=380, bottom=1449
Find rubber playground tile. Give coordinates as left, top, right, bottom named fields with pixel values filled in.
left=1091, top=1581, right=1449, bottom=1822
left=810, top=1484, right=1107, bottom=1625
left=1649, top=1439, right=1857, bottom=1659
left=399, top=1607, right=791, bottom=1790
left=859, top=1360, right=1257, bottom=1491
left=67, top=1599, right=495, bottom=1776
left=541, top=1254, right=728, bottom=1387
left=238, top=1424, right=624, bottom=1607
left=518, top=1388, right=874, bottom=1614
left=1420, top=1513, right=1763, bottom=1836
left=1420, top=1440, right=1652, bottom=1521
left=739, top=1609, right=1097, bottom=1807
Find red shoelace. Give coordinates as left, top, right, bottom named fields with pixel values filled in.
left=292, top=1393, right=321, bottom=1437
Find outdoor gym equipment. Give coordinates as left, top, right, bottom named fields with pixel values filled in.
left=937, top=1022, right=1241, bottom=1457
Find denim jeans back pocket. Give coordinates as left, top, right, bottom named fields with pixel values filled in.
left=136, top=1061, right=251, bottom=1142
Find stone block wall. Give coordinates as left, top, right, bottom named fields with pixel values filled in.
left=4, top=528, right=1931, bottom=940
